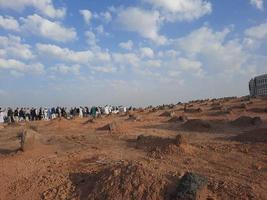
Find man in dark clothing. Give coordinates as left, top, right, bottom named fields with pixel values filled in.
left=7, top=108, right=14, bottom=123
left=14, top=108, right=19, bottom=122
left=19, top=108, right=25, bottom=121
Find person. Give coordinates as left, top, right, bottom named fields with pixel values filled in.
left=0, top=108, right=4, bottom=123
left=14, top=108, right=19, bottom=122
left=25, top=108, right=30, bottom=121
left=19, top=108, right=25, bottom=122
left=43, top=108, right=49, bottom=120
left=79, top=107, right=83, bottom=118
left=51, top=107, right=56, bottom=119
left=90, top=106, right=97, bottom=118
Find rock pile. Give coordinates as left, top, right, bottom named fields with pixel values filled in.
left=174, top=172, right=208, bottom=200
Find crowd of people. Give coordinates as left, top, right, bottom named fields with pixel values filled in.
left=0, top=106, right=128, bottom=124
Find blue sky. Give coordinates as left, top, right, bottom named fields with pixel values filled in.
left=0, top=0, right=266, bottom=107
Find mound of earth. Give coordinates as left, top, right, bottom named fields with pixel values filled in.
left=184, top=108, right=203, bottom=113
left=181, top=119, right=212, bottom=132
left=209, top=105, right=223, bottom=111
left=211, top=102, right=221, bottom=107
left=82, top=118, right=95, bottom=125
left=136, top=134, right=191, bottom=159
left=168, top=115, right=188, bottom=123
left=87, top=161, right=167, bottom=200
left=127, top=114, right=142, bottom=121
left=47, top=118, right=71, bottom=127
left=207, top=110, right=231, bottom=116
left=229, top=103, right=247, bottom=110
left=232, top=128, right=267, bottom=143
left=230, top=116, right=262, bottom=127
left=247, top=107, right=267, bottom=113
left=160, top=111, right=176, bottom=117
left=97, top=121, right=124, bottom=134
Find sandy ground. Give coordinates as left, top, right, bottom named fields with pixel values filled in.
left=0, top=97, right=267, bottom=200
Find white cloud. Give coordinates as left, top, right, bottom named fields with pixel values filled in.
left=140, top=47, right=154, bottom=58
left=85, top=31, right=97, bottom=46
left=20, top=14, right=77, bottom=42
left=0, top=0, right=66, bottom=19
left=36, top=43, right=93, bottom=64
left=245, top=22, right=267, bottom=40
left=93, top=65, right=117, bottom=73
left=178, top=27, right=230, bottom=54
left=175, top=57, right=204, bottom=77
left=0, top=58, right=26, bottom=71
left=51, top=64, right=80, bottom=75
left=143, top=0, right=212, bottom=22
left=0, top=35, right=34, bottom=60
left=144, top=59, right=161, bottom=68
left=101, top=11, right=112, bottom=23
left=119, top=40, right=134, bottom=50
left=27, top=63, right=45, bottom=74
left=79, top=9, right=92, bottom=25
left=250, top=0, right=264, bottom=10
left=0, top=58, right=44, bottom=74
left=112, top=52, right=140, bottom=68
left=177, top=57, right=202, bottom=71
left=116, top=7, right=166, bottom=45
left=177, top=26, right=248, bottom=73
left=36, top=43, right=111, bottom=70
left=94, top=51, right=111, bottom=63
left=96, top=25, right=104, bottom=34
left=94, top=11, right=112, bottom=23
left=0, top=15, right=20, bottom=31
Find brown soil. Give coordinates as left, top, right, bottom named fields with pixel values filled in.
left=1, top=96, right=267, bottom=200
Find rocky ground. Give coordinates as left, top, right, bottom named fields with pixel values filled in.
left=0, top=96, right=267, bottom=200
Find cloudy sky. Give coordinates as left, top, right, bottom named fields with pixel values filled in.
left=0, top=0, right=266, bottom=107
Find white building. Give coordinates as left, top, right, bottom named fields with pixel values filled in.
left=249, top=74, right=267, bottom=96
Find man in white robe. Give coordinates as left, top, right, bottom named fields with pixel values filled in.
left=0, top=108, right=5, bottom=123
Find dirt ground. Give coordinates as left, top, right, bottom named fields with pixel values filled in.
left=0, top=96, right=267, bottom=200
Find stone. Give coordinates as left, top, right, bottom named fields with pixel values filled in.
left=175, top=134, right=187, bottom=146
left=20, top=129, right=36, bottom=151
left=175, top=172, right=208, bottom=200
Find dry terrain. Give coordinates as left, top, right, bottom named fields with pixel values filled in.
left=0, top=96, right=267, bottom=200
